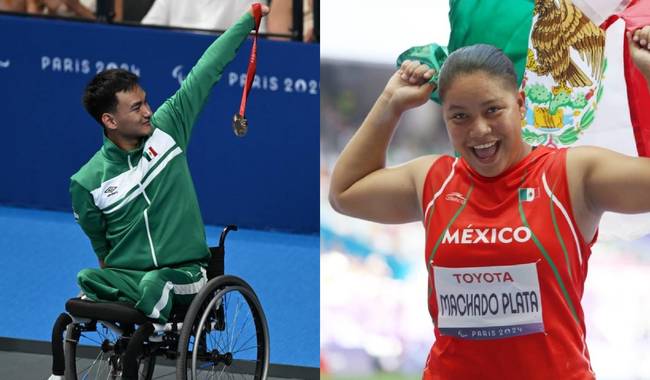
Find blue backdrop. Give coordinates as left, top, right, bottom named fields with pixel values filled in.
left=0, top=14, right=319, bottom=233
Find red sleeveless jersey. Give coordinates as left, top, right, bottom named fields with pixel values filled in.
left=421, top=146, right=596, bottom=379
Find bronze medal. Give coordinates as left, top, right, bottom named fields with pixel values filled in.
left=232, top=113, right=248, bottom=137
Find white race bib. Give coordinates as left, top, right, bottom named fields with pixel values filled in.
left=433, top=263, right=544, bottom=340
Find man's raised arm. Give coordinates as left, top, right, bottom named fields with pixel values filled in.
left=151, top=5, right=270, bottom=149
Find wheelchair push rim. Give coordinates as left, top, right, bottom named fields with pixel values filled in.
left=176, top=275, right=270, bottom=380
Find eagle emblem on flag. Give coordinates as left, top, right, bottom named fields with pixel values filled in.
left=523, top=0, right=607, bottom=147
left=530, top=0, right=605, bottom=89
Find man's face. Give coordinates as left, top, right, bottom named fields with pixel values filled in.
left=105, top=85, right=153, bottom=143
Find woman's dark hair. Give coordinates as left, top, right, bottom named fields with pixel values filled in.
left=438, top=44, right=518, bottom=101
left=82, top=69, right=140, bottom=126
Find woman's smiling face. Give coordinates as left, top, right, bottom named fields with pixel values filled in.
left=442, top=70, right=529, bottom=177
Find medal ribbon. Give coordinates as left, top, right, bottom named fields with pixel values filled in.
left=238, top=3, right=262, bottom=119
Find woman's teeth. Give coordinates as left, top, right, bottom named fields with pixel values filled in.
left=472, top=141, right=499, bottom=160
left=473, top=141, right=497, bottom=149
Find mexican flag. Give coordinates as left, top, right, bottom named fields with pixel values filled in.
left=519, top=188, right=539, bottom=202
left=144, top=146, right=158, bottom=161
left=398, top=0, right=650, bottom=240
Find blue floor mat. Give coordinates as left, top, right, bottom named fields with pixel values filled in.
left=0, top=206, right=319, bottom=367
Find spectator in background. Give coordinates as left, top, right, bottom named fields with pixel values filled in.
left=141, top=0, right=267, bottom=32
left=267, top=0, right=314, bottom=42
left=0, top=0, right=25, bottom=11
left=26, top=0, right=123, bottom=21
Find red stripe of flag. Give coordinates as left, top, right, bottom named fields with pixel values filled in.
left=621, top=0, right=650, bottom=157
left=603, top=0, right=650, bottom=157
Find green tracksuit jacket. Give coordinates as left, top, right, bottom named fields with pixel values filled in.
left=70, top=13, right=254, bottom=272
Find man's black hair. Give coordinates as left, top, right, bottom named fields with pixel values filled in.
left=82, top=69, right=140, bottom=126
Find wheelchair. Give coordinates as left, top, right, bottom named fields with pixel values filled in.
left=50, top=225, right=270, bottom=379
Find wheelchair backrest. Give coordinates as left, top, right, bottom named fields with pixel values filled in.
left=205, top=224, right=237, bottom=280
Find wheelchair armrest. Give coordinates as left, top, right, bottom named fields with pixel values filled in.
left=218, top=224, right=238, bottom=249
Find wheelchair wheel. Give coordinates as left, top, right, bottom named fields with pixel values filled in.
left=64, top=321, right=156, bottom=380
left=176, top=275, right=270, bottom=379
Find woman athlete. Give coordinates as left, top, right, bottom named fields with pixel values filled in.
left=329, top=26, right=650, bottom=379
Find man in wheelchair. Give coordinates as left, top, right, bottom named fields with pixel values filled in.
left=48, top=4, right=270, bottom=380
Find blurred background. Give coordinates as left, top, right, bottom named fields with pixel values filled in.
left=320, top=1, right=650, bottom=379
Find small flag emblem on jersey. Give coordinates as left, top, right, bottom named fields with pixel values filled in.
left=144, top=146, right=158, bottom=161
left=519, top=188, right=538, bottom=202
